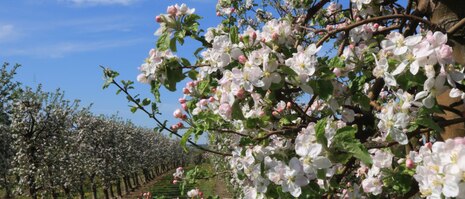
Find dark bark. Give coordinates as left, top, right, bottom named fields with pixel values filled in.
left=103, top=188, right=109, bottom=199
left=116, top=179, right=122, bottom=197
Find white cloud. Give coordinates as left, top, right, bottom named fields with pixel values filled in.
left=0, top=24, right=17, bottom=43
left=64, top=0, right=139, bottom=6
left=2, top=38, right=146, bottom=58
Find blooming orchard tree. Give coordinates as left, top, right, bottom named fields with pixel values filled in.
left=103, top=0, right=465, bottom=198
left=0, top=63, right=20, bottom=199
left=0, top=80, right=191, bottom=199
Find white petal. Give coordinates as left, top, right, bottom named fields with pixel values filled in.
left=422, top=94, right=435, bottom=108
left=288, top=183, right=302, bottom=197
left=384, top=72, right=397, bottom=86
left=314, top=157, right=332, bottom=169
left=415, top=91, right=429, bottom=101
left=294, top=175, right=309, bottom=187
left=392, top=60, right=408, bottom=75
left=405, top=35, right=422, bottom=46
left=394, top=46, right=408, bottom=55
left=449, top=88, right=463, bottom=98
left=289, top=157, right=303, bottom=173
left=410, top=61, right=420, bottom=75
left=391, top=129, right=408, bottom=145
left=443, top=180, right=459, bottom=197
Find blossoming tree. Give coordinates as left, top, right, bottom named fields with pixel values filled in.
left=103, top=0, right=465, bottom=198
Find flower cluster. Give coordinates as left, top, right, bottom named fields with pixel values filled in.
left=138, top=49, right=177, bottom=84
left=413, top=138, right=465, bottom=198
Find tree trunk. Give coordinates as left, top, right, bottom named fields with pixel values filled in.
left=103, top=188, right=110, bottom=199
left=116, top=179, right=122, bottom=197
left=79, top=183, right=85, bottom=199
left=91, top=175, right=98, bottom=199
left=3, top=173, right=12, bottom=199
left=133, top=173, right=140, bottom=187
left=123, top=175, right=131, bottom=193
left=414, top=0, right=465, bottom=140
left=28, top=174, right=37, bottom=199
left=110, top=183, right=115, bottom=198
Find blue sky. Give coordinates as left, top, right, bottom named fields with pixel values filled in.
left=0, top=0, right=219, bottom=143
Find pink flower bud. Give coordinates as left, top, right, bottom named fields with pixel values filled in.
left=373, top=23, right=379, bottom=29
left=272, top=111, right=280, bottom=117
left=183, top=88, right=190, bottom=94
left=187, top=81, right=195, bottom=87
left=238, top=55, right=247, bottom=64
left=155, top=15, right=163, bottom=23
left=438, top=44, right=453, bottom=61
left=271, top=32, right=279, bottom=41
left=179, top=98, right=187, bottom=104
left=211, top=87, right=217, bottom=93
left=235, top=88, right=245, bottom=99
left=181, top=103, right=187, bottom=111
left=286, top=102, right=292, bottom=109
left=216, top=11, right=221, bottom=16
left=251, top=32, right=257, bottom=40
left=171, top=124, right=178, bottom=131
left=406, top=158, right=415, bottom=169
left=181, top=114, right=187, bottom=120
left=425, top=142, right=432, bottom=149
left=200, top=99, right=208, bottom=106
left=167, top=5, right=177, bottom=16
left=333, top=68, right=342, bottom=77
left=177, top=122, right=184, bottom=128
left=209, top=96, right=215, bottom=102
left=173, top=109, right=183, bottom=118
left=172, top=180, right=178, bottom=184
left=349, top=44, right=355, bottom=50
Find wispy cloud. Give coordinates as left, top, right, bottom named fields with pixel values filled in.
left=0, top=24, right=18, bottom=43
left=63, top=0, right=139, bottom=6
left=2, top=38, right=146, bottom=58
left=190, top=0, right=216, bottom=3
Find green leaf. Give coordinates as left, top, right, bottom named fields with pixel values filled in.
left=331, top=126, right=373, bottom=165
left=163, top=60, right=185, bottom=91
left=230, top=26, right=239, bottom=44
left=180, top=129, right=194, bottom=152
left=343, top=142, right=372, bottom=165
left=141, top=98, right=151, bottom=106
left=180, top=58, right=191, bottom=67
left=280, top=65, right=298, bottom=76
left=317, top=80, right=333, bottom=100
left=169, top=37, right=177, bottom=52
left=315, top=118, right=328, bottom=148
left=130, top=106, right=138, bottom=113
left=231, top=101, right=245, bottom=120
left=156, top=32, right=170, bottom=51
left=416, top=117, right=443, bottom=133
left=188, top=70, right=198, bottom=80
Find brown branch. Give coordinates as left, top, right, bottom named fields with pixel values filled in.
left=303, top=0, right=331, bottom=26
left=110, top=78, right=231, bottom=156
left=316, top=14, right=439, bottom=46
left=447, top=18, right=465, bottom=35
left=253, top=125, right=306, bottom=141
left=214, top=129, right=250, bottom=137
